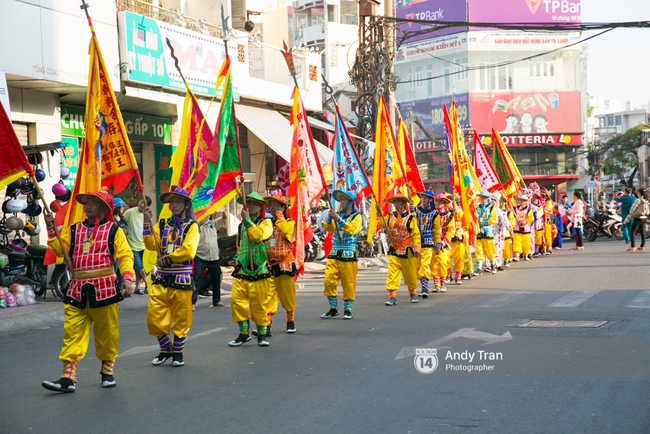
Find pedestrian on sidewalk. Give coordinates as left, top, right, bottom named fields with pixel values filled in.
left=42, top=188, right=134, bottom=393
left=569, top=191, right=585, bottom=250
left=321, top=190, right=362, bottom=319
left=623, top=187, right=648, bottom=252
left=376, top=193, right=421, bottom=305
left=123, top=195, right=152, bottom=294
left=260, top=194, right=298, bottom=333
left=414, top=188, right=439, bottom=298
left=616, top=187, right=636, bottom=244
left=192, top=211, right=226, bottom=310
left=143, top=186, right=199, bottom=367
left=228, top=193, right=273, bottom=347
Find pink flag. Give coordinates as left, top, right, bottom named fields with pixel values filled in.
left=473, top=131, right=502, bottom=193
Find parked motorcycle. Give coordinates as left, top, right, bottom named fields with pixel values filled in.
left=0, top=242, right=66, bottom=298
left=584, top=209, right=623, bottom=242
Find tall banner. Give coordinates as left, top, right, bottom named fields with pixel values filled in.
left=491, top=128, right=523, bottom=198
left=289, top=87, right=326, bottom=276
left=473, top=132, right=502, bottom=193
left=367, top=97, right=407, bottom=244
left=397, top=116, right=425, bottom=202
left=191, top=55, right=241, bottom=220
left=331, top=105, right=371, bottom=208
left=0, top=102, right=34, bottom=190
left=65, top=28, right=141, bottom=228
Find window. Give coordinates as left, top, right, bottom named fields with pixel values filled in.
left=615, top=115, right=622, bottom=126
left=426, top=64, right=433, bottom=97
left=454, top=58, right=468, bottom=81
left=443, top=62, right=451, bottom=94
left=409, top=66, right=424, bottom=90
left=529, top=60, right=555, bottom=77
left=478, top=58, right=511, bottom=90
left=607, top=116, right=614, bottom=126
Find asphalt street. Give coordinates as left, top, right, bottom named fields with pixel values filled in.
left=1, top=238, right=649, bottom=433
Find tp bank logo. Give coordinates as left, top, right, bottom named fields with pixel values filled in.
left=414, top=348, right=438, bottom=374
left=524, top=0, right=542, bottom=14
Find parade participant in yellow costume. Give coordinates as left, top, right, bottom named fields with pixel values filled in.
left=42, top=188, right=134, bottom=393
left=143, top=186, right=199, bottom=367
left=448, top=194, right=466, bottom=285
left=432, top=194, right=454, bottom=292
left=475, top=190, right=498, bottom=274
left=512, top=193, right=534, bottom=261
left=228, top=193, right=274, bottom=347
left=259, top=194, right=297, bottom=334
left=321, top=190, right=362, bottom=319
left=414, top=188, right=439, bottom=298
left=377, top=193, right=421, bottom=305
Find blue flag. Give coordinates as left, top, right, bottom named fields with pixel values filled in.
left=331, top=106, right=371, bottom=210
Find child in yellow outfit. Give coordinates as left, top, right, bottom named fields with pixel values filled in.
left=377, top=194, right=421, bottom=305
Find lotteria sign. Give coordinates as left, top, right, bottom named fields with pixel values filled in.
left=396, top=0, right=468, bottom=44
left=481, top=133, right=583, bottom=147
left=469, top=0, right=581, bottom=24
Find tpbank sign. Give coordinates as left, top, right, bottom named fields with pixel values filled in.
left=60, top=105, right=172, bottom=144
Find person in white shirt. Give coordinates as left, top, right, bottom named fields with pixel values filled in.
left=123, top=196, right=152, bottom=294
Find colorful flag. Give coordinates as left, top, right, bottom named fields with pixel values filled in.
left=191, top=55, right=241, bottom=220
left=491, top=128, right=523, bottom=198
left=65, top=29, right=141, bottom=227
left=0, top=102, right=34, bottom=190
left=367, top=97, right=407, bottom=244
left=473, top=131, right=502, bottom=193
left=288, top=87, right=326, bottom=276
left=444, top=103, right=480, bottom=240
left=331, top=104, right=371, bottom=209
left=397, top=116, right=425, bottom=202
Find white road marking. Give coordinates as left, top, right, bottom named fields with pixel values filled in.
left=547, top=290, right=600, bottom=307
left=478, top=292, right=528, bottom=308
left=625, top=291, right=650, bottom=308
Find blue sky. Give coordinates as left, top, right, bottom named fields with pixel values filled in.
left=583, top=0, right=650, bottom=107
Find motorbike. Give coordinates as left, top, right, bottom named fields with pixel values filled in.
left=584, top=209, right=623, bottom=242
left=0, top=243, right=66, bottom=299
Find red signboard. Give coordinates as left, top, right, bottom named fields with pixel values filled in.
left=470, top=91, right=581, bottom=137
left=480, top=133, right=583, bottom=147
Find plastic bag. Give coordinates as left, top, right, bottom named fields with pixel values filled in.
left=5, top=292, right=17, bottom=307
left=15, top=293, right=26, bottom=306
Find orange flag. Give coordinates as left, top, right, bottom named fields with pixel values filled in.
left=0, top=102, right=34, bottom=190
left=397, top=116, right=425, bottom=202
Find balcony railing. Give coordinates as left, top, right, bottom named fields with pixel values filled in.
left=117, top=0, right=224, bottom=39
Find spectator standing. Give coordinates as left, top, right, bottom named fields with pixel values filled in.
left=123, top=196, right=152, bottom=295
left=569, top=191, right=585, bottom=250
left=192, top=211, right=226, bottom=310
left=623, top=187, right=648, bottom=252
left=616, top=187, right=636, bottom=244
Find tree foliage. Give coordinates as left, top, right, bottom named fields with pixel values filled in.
left=602, top=124, right=650, bottom=186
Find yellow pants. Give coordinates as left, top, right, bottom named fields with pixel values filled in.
left=59, top=303, right=119, bottom=363
left=513, top=233, right=531, bottom=255
left=432, top=248, right=451, bottom=278
left=386, top=253, right=418, bottom=293
left=266, top=274, right=296, bottom=316
left=544, top=222, right=553, bottom=247
left=147, top=283, right=193, bottom=338
left=231, top=277, right=270, bottom=326
left=535, top=229, right=543, bottom=246
left=450, top=241, right=465, bottom=273
left=475, top=238, right=496, bottom=262
left=503, top=238, right=513, bottom=260
left=416, top=247, right=435, bottom=280
left=324, top=260, right=358, bottom=301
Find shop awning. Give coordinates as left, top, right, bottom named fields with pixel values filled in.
left=235, top=103, right=333, bottom=164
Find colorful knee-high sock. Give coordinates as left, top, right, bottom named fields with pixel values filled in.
left=157, top=334, right=171, bottom=353
left=172, top=336, right=186, bottom=354
left=421, top=278, right=429, bottom=293
left=433, top=276, right=441, bottom=288
left=388, top=290, right=397, bottom=299
left=256, top=325, right=267, bottom=336
left=238, top=321, right=249, bottom=335
left=454, top=271, right=462, bottom=280
left=100, top=360, right=115, bottom=375
left=286, top=310, right=295, bottom=322
left=343, top=300, right=354, bottom=312
left=62, top=360, right=78, bottom=382
left=327, top=296, right=338, bottom=309
left=267, top=313, right=273, bottom=326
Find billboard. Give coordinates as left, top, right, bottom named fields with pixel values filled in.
left=396, top=0, right=467, bottom=44
left=118, top=11, right=245, bottom=98
left=398, top=93, right=469, bottom=144
left=395, top=33, right=466, bottom=64
left=467, top=31, right=581, bottom=51
left=468, top=0, right=581, bottom=24
left=469, top=90, right=581, bottom=138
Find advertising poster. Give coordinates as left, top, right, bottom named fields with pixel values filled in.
left=470, top=91, right=581, bottom=139
left=396, top=0, right=467, bottom=44
left=398, top=93, right=469, bottom=143
left=118, top=11, right=244, bottom=99
left=468, top=0, right=581, bottom=24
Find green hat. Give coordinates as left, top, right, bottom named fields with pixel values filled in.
left=237, top=192, right=268, bottom=205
